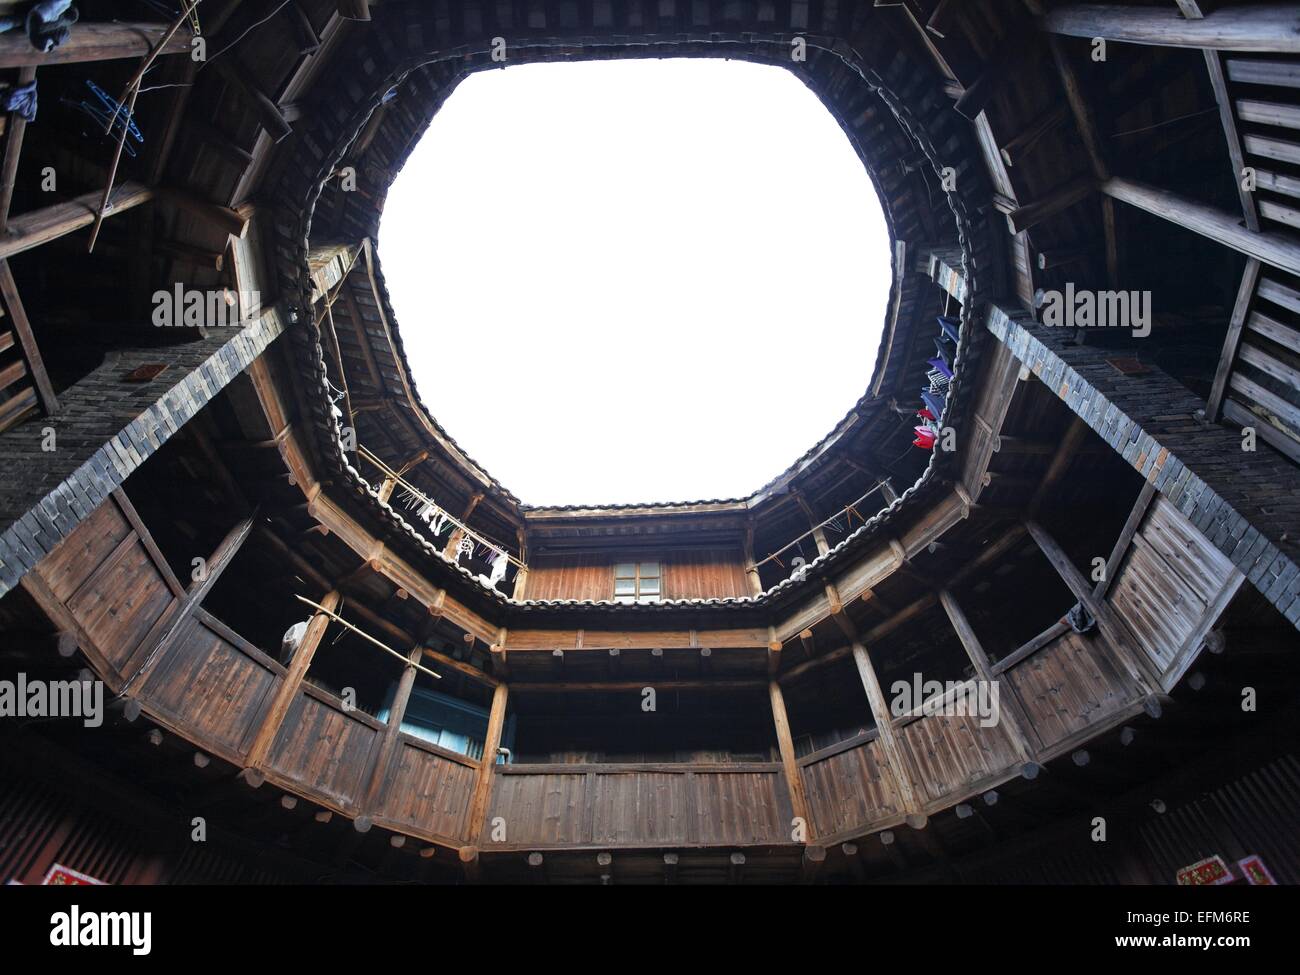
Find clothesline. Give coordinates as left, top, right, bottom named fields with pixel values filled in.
left=750, top=482, right=890, bottom=572
left=357, top=444, right=526, bottom=571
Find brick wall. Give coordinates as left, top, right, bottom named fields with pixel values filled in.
left=0, top=311, right=285, bottom=598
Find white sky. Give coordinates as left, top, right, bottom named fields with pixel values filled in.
left=379, top=58, right=891, bottom=507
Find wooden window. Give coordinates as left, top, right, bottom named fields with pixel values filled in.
left=613, top=561, right=661, bottom=604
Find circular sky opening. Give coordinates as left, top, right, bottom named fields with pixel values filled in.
left=380, top=58, right=893, bottom=508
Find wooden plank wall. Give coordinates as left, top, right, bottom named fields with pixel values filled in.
left=136, top=610, right=283, bottom=766
left=1107, top=496, right=1243, bottom=689
left=896, top=705, right=1022, bottom=809
left=484, top=765, right=793, bottom=849
left=524, top=549, right=749, bottom=602
left=1002, top=629, right=1141, bottom=754
left=263, top=684, right=382, bottom=812
left=371, top=736, right=478, bottom=844
left=27, top=494, right=181, bottom=690
left=798, top=735, right=903, bottom=841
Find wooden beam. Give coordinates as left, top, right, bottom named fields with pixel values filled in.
left=0, top=182, right=153, bottom=259
left=1041, top=4, right=1300, bottom=53
left=1009, top=177, right=1098, bottom=234
left=468, top=683, right=508, bottom=843
left=337, top=0, right=372, bottom=20
left=769, top=680, right=810, bottom=838
left=245, top=591, right=340, bottom=769
left=0, top=22, right=192, bottom=68
left=1102, top=176, right=1300, bottom=276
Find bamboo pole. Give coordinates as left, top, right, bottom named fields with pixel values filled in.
left=294, top=594, right=442, bottom=679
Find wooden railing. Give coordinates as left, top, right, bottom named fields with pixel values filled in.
left=483, top=762, right=794, bottom=850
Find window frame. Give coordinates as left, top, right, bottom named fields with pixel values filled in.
left=613, top=560, right=663, bottom=604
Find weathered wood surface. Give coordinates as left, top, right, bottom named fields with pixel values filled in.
left=1003, top=629, right=1140, bottom=753
left=1042, top=4, right=1300, bottom=53
left=137, top=611, right=284, bottom=765
left=484, top=764, right=793, bottom=849
left=264, top=685, right=382, bottom=811
left=798, top=736, right=903, bottom=840
left=25, top=495, right=180, bottom=689
left=896, top=705, right=1022, bottom=808
left=372, top=735, right=478, bottom=844
left=1108, top=496, right=1242, bottom=685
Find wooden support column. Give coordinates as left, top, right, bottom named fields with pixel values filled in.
left=793, top=491, right=830, bottom=557
left=356, top=644, right=424, bottom=825
left=768, top=680, right=810, bottom=838
left=937, top=589, right=1036, bottom=763
left=850, top=642, right=923, bottom=819
left=743, top=524, right=763, bottom=596
left=1102, top=176, right=1300, bottom=276
left=245, top=591, right=341, bottom=769
left=1042, top=4, right=1300, bottom=52
left=468, top=682, right=509, bottom=843
left=512, top=527, right=529, bottom=600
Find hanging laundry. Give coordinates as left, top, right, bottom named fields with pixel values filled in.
left=487, top=550, right=509, bottom=588
left=927, top=356, right=954, bottom=381
left=23, top=2, right=78, bottom=54
left=937, top=315, right=961, bottom=344
left=913, top=427, right=937, bottom=450
left=921, top=389, right=946, bottom=419
left=279, top=620, right=310, bottom=664
left=456, top=534, right=474, bottom=561
left=430, top=511, right=450, bottom=537
left=917, top=407, right=936, bottom=421
left=934, top=335, right=957, bottom=365
left=2, top=80, right=37, bottom=122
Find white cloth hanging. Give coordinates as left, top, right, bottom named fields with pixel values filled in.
left=280, top=620, right=309, bottom=664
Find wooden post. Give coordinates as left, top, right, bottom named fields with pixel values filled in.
left=512, top=527, right=529, bottom=600
left=768, top=680, right=810, bottom=837
left=850, top=642, right=922, bottom=815
left=468, top=682, right=508, bottom=843
left=358, top=644, right=424, bottom=815
left=1041, top=4, right=1300, bottom=53
left=793, top=492, right=830, bottom=557
left=246, top=591, right=341, bottom=769
left=937, top=589, right=1036, bottom=763
left=743, top=524, right=763, bottom=596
